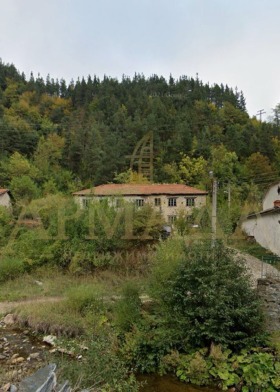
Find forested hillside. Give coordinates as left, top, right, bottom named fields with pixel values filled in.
left=1, top=61, right=280, bottom=392
left=0, top=59, right=280, bottom=203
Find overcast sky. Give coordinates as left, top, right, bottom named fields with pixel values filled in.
left=0, top=0, right=279, bottom=119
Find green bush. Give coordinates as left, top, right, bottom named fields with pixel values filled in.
left=58, top=331, right=140, bottom=391
left=149, top=237, right=185, bottom=294
left=10, top=175, right=40, bottom=202
left=170, top=346, right=280, bottom=391
left=120, top=315, right=174, bottom=373
left=0, top=257, right=25, bottom=282
left=0, top=206, right=13, bottom=246
left=150, top=240, right=264, bottom=349
left=69, top=250, right=113, bottom=274
left=114, top=282, right=142, bottom=332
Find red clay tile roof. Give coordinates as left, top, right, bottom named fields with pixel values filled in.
left=0, top=189, right=9, bottom=196
left=73, top=184, right=208, bottom=196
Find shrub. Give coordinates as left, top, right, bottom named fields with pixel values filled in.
left=1, top=195, right=164, bottom=273
left=57, top=331, right=140, bottom=391
left=173, top=346, right=280, bottom=391
left=120, top=315, right=174, bottom=373
left=150, top=240, right=264, bottom=349
left=0, top=206, right=13, bottom=246
left=69, top=250, right=113, bottom=274
left=10, top=175, right=40, bottom=202
left=149, top=237, right=185, bottom=295
left=0, top=257, right=25, bottom=282
left=114, top=282, right=141, bottom=332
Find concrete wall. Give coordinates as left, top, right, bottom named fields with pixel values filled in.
left=263, top=183, right=280, bottom=210
left=257, top=277, right=280, bottom=332
left=0, top=192, right=11, bottom=208
left=242, top=212, right=280, bottom=256
left=74, top=194, right=207, bottom=223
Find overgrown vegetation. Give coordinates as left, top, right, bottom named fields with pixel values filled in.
left=0, top=195, right=162, bottom=282
left=56, top=332, right=140, bottom=392
left=150, top=240, right=264, bottom=349
left=172, top=345, right=280, bottom=391
left=115, top=240, right=280, bottom=391
left=1, top=59, right=280, bottom=390
left=232, top=238, right=280, bottom=269
left=1, top=238, right=280, bottom=391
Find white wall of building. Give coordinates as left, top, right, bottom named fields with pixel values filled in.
left=74, top=194, right=207, bottom=222
left=0, top=192, right=11, bottom=208
left=263, top=182, right=280, bottom=210
left=242, top=212, right=280, bottom=256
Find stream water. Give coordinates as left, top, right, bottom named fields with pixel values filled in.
left=0, top=323, right=219, bottom=391
left=138, top=374, right=219, bottom=392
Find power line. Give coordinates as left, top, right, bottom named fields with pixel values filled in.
left=256, top=109, right=266, bottom=122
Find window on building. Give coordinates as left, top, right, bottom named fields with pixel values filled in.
left=82, top=198, right=90, bottom=208
left=115, top=198, right=122, bottom=207
left=168, top=215, right=177, bottom=224
left=135, top=199, right=144, bottom=207
left=154, top=198, right=161, bottom=206
left=168, top=197, right=177, bottom=207
left=186, top=197, right=195, bottom=207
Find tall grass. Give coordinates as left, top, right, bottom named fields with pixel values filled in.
left=113, top=282, right=142, bottom=332
left=15, top=301, right=85, bottom=337
left=0, top=257, right=25, bottom=282
left=57, top=331, right=140, bottom=391
left=65, top=283, right=106, bottom=316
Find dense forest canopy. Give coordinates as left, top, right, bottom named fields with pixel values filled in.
left=0, top=59, right=279, bottom=204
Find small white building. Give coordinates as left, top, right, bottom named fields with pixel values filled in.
left=73, top=183, right=208, bottom=224
left=242, top=181, right=280, bottom=256
left=262, top=182, right=280, bottom=211
left=0, top=189, right=12, bottom=209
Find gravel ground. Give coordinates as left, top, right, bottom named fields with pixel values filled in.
left=234, top=250, right=280, bottom=287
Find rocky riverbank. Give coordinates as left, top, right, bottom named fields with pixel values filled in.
left=0, top=314, right=48, bottom=387
left=0, top=313, right=92, bottom=391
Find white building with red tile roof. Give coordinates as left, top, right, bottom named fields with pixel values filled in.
left=73, top=183, right=208, bottom=223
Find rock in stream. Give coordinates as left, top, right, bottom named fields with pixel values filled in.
left=0, top=316, right=89, bottom=391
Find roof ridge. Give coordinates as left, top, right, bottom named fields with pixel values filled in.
left=73, top=183, right=208, bottom=196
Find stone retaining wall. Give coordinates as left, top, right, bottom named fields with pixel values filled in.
left=257, top=277, right=280, bottom=331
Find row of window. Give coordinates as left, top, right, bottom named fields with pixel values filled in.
left=167, top=197, right=195, bottom=207
left=137, top=197, right=195, bottom=207
left=83, top=197, right=196, bottom=208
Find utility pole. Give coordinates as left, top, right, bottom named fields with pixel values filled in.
left=210, top=172, right=217, bottom=245
left=256, top=109, right=266, bottom=122
left=228, top=182, right=231, bottom=209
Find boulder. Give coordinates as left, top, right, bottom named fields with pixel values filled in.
left=3, top=314, right=16, bottom=325
left=43, top=335, right=56, bottom=346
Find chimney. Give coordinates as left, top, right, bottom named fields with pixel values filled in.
left=274, top=200, right=280, bottom=208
